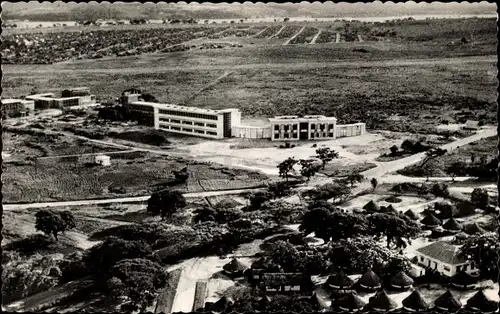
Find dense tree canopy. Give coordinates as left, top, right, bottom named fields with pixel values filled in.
left=147, top=189, right=186, bottom=220
left=107, top=258, right=168, bottom=312
left=277, top=157, right=298, bottom=181
left=315, top=147, right=339, bottom=170
left=471, top=188, right=489, bottom=209
left=34, top=210, right=76, bottom=240
left=367, top=213, right=422, bottom=249
left=461, top=233, right=498, bottom=282
left=308, top=181, right=351, bottom=204
left=299, top=207, right=369, bottom=243
left=84, top=237, right=153, bottom=274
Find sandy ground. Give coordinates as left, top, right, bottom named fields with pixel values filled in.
left=174, top=133, right=383, bottom=176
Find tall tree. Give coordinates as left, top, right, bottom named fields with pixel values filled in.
left=277, top=157, right=298, bottom=181
left=371, top=178, right=378, bottom=191
left=368, top=213, right=421, bottom=249
left=309, top=181, right=351, bottom=204
left=446, top=161, right=467, bottom=182
left=300, top=207, right=368, bottom=243
left=421, top=147, right=447, bottom=167
left=299, top=159, right=321, bottom=181
left=107, top=258, right=168, bottom=312
left=347, top=173, right=364, bottom=187
left=471, top=188, right=489, bottom=209
left=147, top=190, right=186, bottom=220
left=315, top=147, right=339, bottom=170
left=34, top=210, right=76, bottom=241
left=461, top=233, right=498, bottom=282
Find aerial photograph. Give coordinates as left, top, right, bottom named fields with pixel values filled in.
left=1, top=1, right=498, bottom=313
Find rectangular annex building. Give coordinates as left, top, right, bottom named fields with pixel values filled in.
left=125, top=99, right=241, bottom=139
left=268, top=115, right=365, bottom=141
left=269, top=115, right=338, bottom=141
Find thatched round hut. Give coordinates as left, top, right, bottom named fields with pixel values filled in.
left=389, top=271, right=414, bottom=290
left=326, top=270, right=355, bottom=290
left=443, top=217, right=463, bottom=234
left=451, top=271, right=478, bottom=290
left=366, top=290, right=399, bottom=312
left=358, top=268, right=382, bottom=291
left=332, top=291, right=367, bottom=312
left=402, top=290, right=430, bottom=312
left=222, top=258, right=248, bottom=278
left=433, top=290, right=462, bottom=312
left=466, top=289, right=499, bottom=313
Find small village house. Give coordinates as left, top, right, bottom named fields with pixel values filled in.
left=414, top=241, right=479, bottom=277
left=464, top=120, right=480, bottom=130
left=389, top=271, right=414, bottom=290
left=95, top=155, right=111, bottom=166
left=366, top=290, right=398, bottom=312
left=222, top=258, right=248, bottom=278
left=357, top=268, right=382, bottom=291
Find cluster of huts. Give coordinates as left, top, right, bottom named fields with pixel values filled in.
left=209, top=257, right=497, bottom=313
left=360, top=199, right=488, bottom=239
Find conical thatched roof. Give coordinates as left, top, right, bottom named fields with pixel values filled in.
left=404, top=209, right=420, bottom=220
left=434, top=290, right=462, bottom=311
left=367, top=290, right=399, bottom=311
left=326, top=270, right=355, bottom=289
left=463, top=223, right=487, bottom=235
left=382, top=204, right=399, bottom=214
left=467, top=290, right=499, bottom=312
left=363, top=200, right=380, bottom=212
left=402, top=290, right=430, bottom=311
left=333, top=292, right=367, bottom=311
left=451, top=271, right=478, bottom=287
left=420, top=213, right=441, bottom=226
left=223, top=258, right=247, bottom=273
left=443, top=218, right=463, bottom=231
left=389, top=271, right=414, bottom=288
left=358, top=268, right=381, bottom=288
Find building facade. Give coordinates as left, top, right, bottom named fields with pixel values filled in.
left=1, top=99, right=35, bottom=118
left=124, top=98, right=242, bottom=139
left=25, top=90, right=96, bottom=110
left=414, top=241, right=479, bottom=277
left=268, top=115, right=338, bottom=141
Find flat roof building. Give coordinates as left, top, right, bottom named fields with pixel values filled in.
left=125, top=100, right=242, bottom=139
left=269, top=115, right=338, bottom=141
left=1, top=98, right=35, bottom=118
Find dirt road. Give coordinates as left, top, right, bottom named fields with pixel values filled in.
left=3, top=188, right=264, bottom=210
left=4, top=55, right=496, bottom=75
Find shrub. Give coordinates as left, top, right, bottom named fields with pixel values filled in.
left=3, top=234, right=55, bottom=256
left=471, top=188, right=490, bottom=209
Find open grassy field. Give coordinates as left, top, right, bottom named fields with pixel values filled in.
left=2, top=149, right=269, bottom=203
left=3, top=21, right=496, bottom=133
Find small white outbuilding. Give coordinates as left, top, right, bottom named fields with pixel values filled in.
left=95, top=154, right=111, bottom=166
left=464, top=120, right=480, bottom=130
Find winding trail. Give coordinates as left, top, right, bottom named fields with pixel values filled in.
left=268, top=25, right=286, bottom=39
left=283, top=26, right=306, bottom=45
left=3, top=188, right=264, bottom=210
left=310, top=29, right=322, bottom=44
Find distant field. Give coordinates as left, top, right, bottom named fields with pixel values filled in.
left=2, top=151, right=269, bottom=203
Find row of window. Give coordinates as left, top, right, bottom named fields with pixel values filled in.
left=129, top=105, right=154, bottom=112
left=273, top=124, right=335, bottom=131
left=311, top=133, right=335, bottom=138
left=159, top=124, right=218, bottom=136
left=159, top=109, right=218, bottom=120
left=159, top=117, right=217, bottom=128
left=274, top=133, right=298, bottom=139
left=419, top=256, right=476, bottom=272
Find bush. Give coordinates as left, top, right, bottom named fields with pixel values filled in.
left=431, top=183, right=449, bottom=197
left=471, top=188, right=490, bottom=209
left=385, top=196, right=403, bottom=203
left=3, top=234, right=55, bottom=256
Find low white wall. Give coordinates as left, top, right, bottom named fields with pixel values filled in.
left=232, top=125, right=271, bottom=139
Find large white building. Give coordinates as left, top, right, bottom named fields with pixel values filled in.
left=124, top=96, right=241, bottom=139
left=122, top=94, right=365, bottom=140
